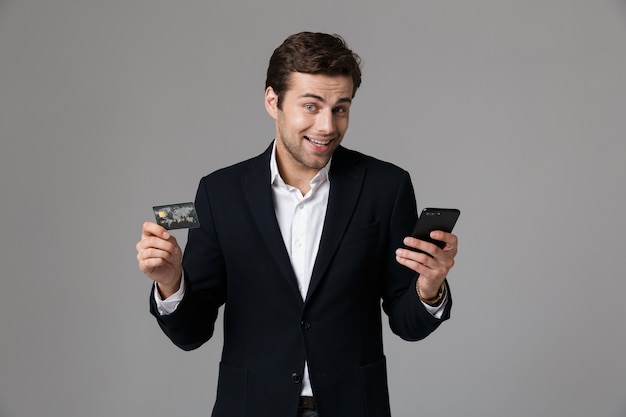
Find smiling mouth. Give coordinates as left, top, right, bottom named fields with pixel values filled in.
left=304, top=136, right=332, bottom=147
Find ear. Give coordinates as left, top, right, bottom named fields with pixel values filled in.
left=264, top=86, right=279, bottom=120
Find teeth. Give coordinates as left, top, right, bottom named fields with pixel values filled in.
left=306, top=136, right=330, bottom=146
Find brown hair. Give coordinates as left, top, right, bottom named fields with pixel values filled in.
left=265, top=32, right=362, bottom=108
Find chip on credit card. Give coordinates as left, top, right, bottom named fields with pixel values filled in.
left=152, top=202, right=200, bottom=230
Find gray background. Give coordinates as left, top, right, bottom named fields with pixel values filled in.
left=1, top=0, right=625, bottom=416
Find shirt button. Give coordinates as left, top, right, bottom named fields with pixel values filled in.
left=301, top=320, right=311, bottom=330
left=292, top=373, right=302, bottom=384
left=295, top=240, right=302, bottom=247
left=298, top=204, right=304, bottom=210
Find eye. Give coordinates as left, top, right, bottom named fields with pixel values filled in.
left=333, top=106, right=347, bottom=114
left=305, top=104, right=317, bottom=111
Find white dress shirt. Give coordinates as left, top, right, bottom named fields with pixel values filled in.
left=154, top=141, right=447, bottom=396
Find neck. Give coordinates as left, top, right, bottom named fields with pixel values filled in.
left=274, top=145, right=319, bottom=195
left=278, top=166, right=313, bottom=196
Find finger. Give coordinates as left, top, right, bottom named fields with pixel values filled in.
left=138, top=256, right=171, bottom=276
left=402, top=237, right=441, bottom=258
left=141, top=221, right=171, bottom=240
left=398, top=255, right=446, bottom=282
left=429, top=231, right=458, bottom=252
left=138, top=256, right=167, bottom=269
left=137, top=232, right=180, bottom=254
left=395, top=254, right=437, bottom=279
left=137, top=246, right=181, bottom=273
left=140, top=223, right=179, bottom=252
left=137, top=247, right=177, bottom=264
left=396, top=243, right=456, bottom=281
left=395, top=247, right=435, bottom=270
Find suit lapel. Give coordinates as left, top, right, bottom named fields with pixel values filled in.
left=241, top=145, right=303, bottom=301
left=306, top=147, right=365, bottom=303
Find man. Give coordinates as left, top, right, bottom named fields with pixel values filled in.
left=136, top=32, right=458, bottom=417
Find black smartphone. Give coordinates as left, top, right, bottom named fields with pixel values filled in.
left=410, top=208, right=460, bottom=250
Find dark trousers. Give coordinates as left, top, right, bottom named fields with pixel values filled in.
left=297, top=410, right=318, bottom=417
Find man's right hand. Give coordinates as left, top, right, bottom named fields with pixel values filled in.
left=136, top=222, right=183, bottom=299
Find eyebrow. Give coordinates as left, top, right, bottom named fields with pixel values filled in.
left=299, top=93, right=352, bottom=104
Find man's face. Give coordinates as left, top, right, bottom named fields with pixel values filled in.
left=265, top=72, right=353, bottom=180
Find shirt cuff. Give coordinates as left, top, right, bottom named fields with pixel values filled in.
left=421, top=292, right=448, bottom=319
left=153, top=278, right=185, bottom=316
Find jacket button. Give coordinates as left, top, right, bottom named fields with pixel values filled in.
left=291, top=373, right=301, bottom=384
left=300, top=320, right=311, bottom=330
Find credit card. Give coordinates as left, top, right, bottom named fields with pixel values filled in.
left=152, top=202, right=200, bottom=230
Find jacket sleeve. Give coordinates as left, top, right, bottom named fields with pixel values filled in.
left=149, top=176, right=227, bottom=351
left=381, top=171, right=452, bottom=341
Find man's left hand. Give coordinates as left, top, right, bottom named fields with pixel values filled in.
left=395, top=231, right=458, bottom=299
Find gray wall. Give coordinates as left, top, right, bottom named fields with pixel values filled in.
left=1, top=1, right=625, bottom=416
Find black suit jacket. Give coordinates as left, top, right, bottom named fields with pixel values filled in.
left=150, top=144, right=451, bottom=417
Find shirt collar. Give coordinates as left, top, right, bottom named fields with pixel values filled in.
left=269, top=140, right=331, bottom=187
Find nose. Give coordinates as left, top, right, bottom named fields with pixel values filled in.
left=315, top=109, right=335, bottom=135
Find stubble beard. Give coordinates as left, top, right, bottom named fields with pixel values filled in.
left=277, top=122, right=334, bottom=172
left=280, top=133, right=329, bottom=172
